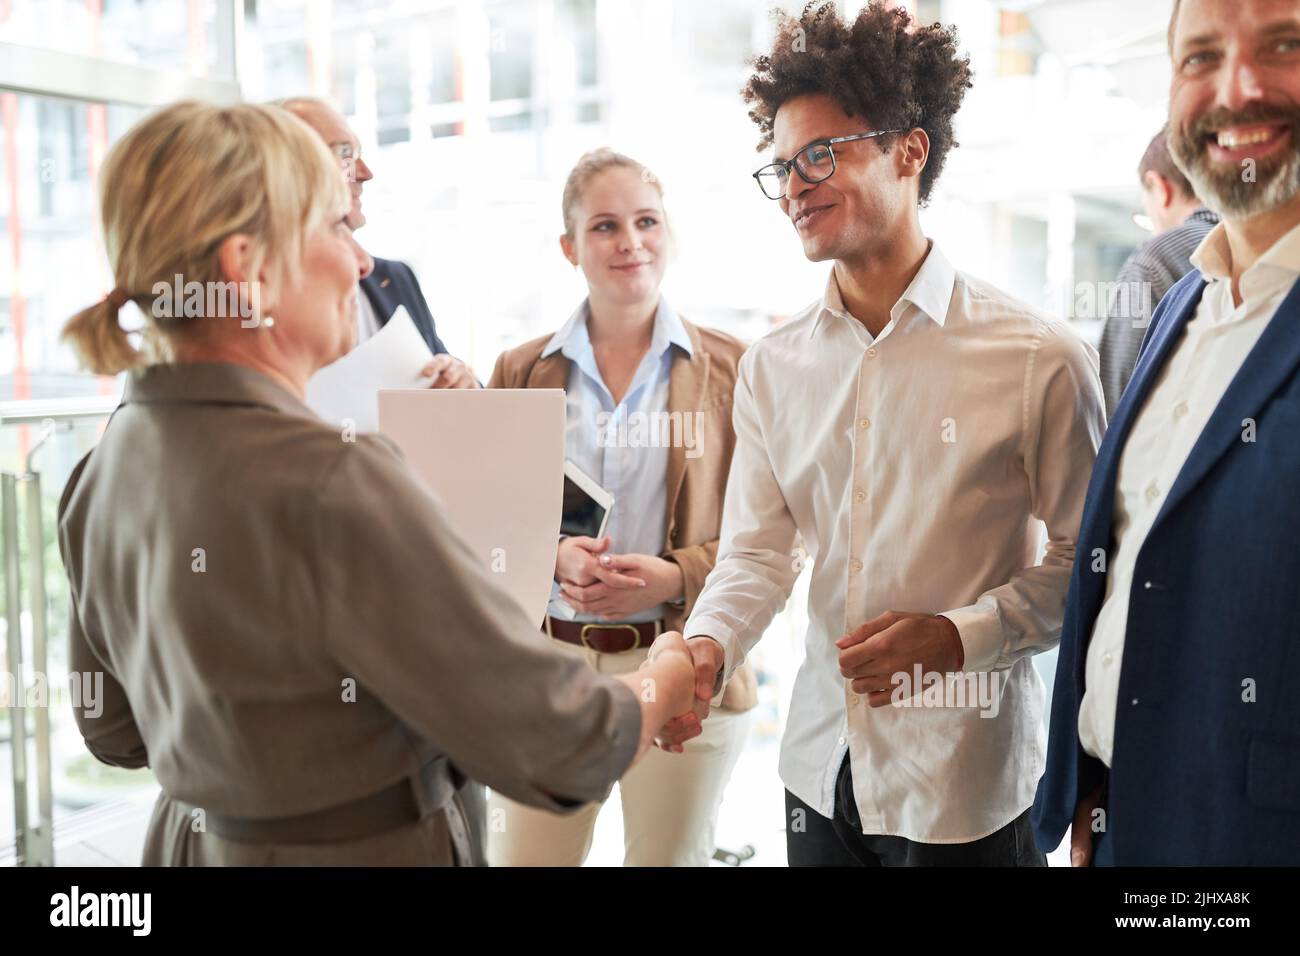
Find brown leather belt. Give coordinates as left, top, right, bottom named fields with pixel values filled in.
left=545, top=617, right=661, bottom=654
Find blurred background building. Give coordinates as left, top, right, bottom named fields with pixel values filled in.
left=1, top=0, right=1177, bottom=866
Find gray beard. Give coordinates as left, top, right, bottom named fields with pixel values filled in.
left=1182, top=147, right=1300, bottom=220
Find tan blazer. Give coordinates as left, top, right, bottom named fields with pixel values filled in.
left=489, top=317, right=758, bottom=712
left=59, top=362, right=642, bottom=865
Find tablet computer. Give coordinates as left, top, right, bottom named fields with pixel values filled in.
left=561, top=459, right=613, bottom=540
left=553, top=461, right=615, bottom=622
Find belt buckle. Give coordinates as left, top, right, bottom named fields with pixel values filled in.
left=580, top=622, right=642, bottom=654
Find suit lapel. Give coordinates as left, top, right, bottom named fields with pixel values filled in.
left=666, top=321, right=708, bottom=523
left=1156, top=275, right=1300, bottom=524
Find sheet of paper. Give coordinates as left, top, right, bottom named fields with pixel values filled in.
left=306, top=305, right=432, bottom=431
left=378, top=388, right=565, bottom=628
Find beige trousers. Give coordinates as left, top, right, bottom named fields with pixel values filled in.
left=487, top=637, right=751, bottom=867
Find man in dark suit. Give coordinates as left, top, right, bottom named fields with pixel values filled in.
left=280, top=96, right=477, bottom=389
left=1034, top=0, right=1300, bottom=866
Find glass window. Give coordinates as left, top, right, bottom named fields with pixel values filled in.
left=374, top=27, right=412, bottom=145
left=560, top=0, right=598, bottom=88
left=427, top=10, right=459, bottom=106
left=0, top=0, right=226, bottom=77
left=0, top=93, right=144, bottom=406
left=488, top=1, right=536, bottom=102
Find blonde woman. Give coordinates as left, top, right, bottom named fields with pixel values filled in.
left=488, top=149, right=757, bottom=867
left=59, top=103, right=700, bottom=866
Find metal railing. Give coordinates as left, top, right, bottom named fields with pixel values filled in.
left=2, top=399, right=117, bottom=866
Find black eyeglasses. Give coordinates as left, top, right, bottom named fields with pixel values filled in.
left=752, top=130, right=906, bottom=200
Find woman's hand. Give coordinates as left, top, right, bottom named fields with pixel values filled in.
left=557, top=535, right=615, bottom=587
left=615, top=630, right=703, bottom=763
left=644, top=631, right=698, bottom=713
left=558, top=553, right=684, bottom=620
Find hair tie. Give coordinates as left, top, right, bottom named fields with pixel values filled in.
left=105, top=287, right=131, bottom=310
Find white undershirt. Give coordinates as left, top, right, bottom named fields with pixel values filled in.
left=356, top=291, right=381, bottom=344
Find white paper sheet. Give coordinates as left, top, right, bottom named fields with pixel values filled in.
left=378, top=389, right=566, bottom=627
left=306, top=305, right=433, bottom=431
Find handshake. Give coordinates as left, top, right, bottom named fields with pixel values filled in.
left=634, top=631, right=727, bottom=754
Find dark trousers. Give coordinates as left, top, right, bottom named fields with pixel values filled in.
left=786, top=755, right=1047, bottom=866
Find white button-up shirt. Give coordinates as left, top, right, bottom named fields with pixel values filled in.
left=685, top=242, right=1105, bottom=842
left=545, top=297, right=692, bottom=625
left=1078, top=221, right=1300, bottom=767
left=356, top=290, right=381, bottom=343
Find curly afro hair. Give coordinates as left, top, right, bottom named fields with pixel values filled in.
left=742, top=1, right=973, bottom=206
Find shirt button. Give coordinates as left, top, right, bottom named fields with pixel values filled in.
left=837, top=736, right=846, bottom=746
left=854, top=489, right=866, bottom=503
left=1173, top=401, right=1189, bottom=420
left=1145, top=484, right=1160, bottom=502
left=858, top=418, right=872, bottom=430
left=850, top=559, right=864, bottom=573
left=867, top=347, right=878, bottom=358
left=1103, top=652, right=1113, bottom=665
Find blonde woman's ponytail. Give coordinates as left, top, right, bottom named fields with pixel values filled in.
left=62, top=293, right=143, bottom=376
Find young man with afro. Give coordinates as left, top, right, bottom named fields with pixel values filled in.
left=661, top=1, right=1107, bottom=866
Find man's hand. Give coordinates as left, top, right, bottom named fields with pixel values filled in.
left=654, top=636, right=725, bottom=753
left=836, top=610, right=965, bottom=708
left=1071, top=782, right=1105, bottom=867
left=420, top=354, right=478, bottom=389
left=642, top=631, right=699, bottom=726
left=559, top=553, right=683, bottom=620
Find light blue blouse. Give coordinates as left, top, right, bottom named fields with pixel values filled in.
left=544, top=297, right=692, bottom=624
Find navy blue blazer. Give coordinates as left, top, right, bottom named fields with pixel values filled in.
left=359, top=256, right=448, bottom=356
left=1032, top=268, right=1300, bottom=865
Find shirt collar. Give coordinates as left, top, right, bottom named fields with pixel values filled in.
left=810, top=241, right=956, bottom=338
left=541, top=296, right=692, bottom=360
left=122, top=361, right=316, bottom=418
left=1191, top=218, right=1300, bottom=282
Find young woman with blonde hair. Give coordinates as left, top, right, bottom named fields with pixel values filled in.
left=488, top=149, right=756, bottom=866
